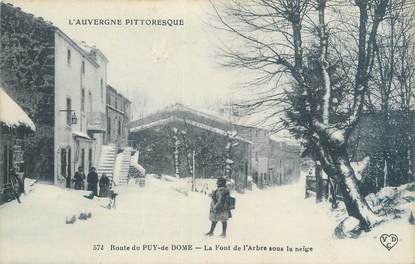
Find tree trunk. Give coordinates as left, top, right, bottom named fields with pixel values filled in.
left=383, top=158, right=388, bottom=187
left=315, top=163, right=323, bottom=203
left=336, top=158, right=379, bottom=230
left=316, top=141, right=379, bottom=230
left=328, top=178, right=338, bottom=209
left=172, top=128, right=180, bottom=178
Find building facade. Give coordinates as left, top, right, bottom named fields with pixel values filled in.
left=0, top=3, right=108, bottom=185
left=106, top=84, right=131, bottom=148
left=268, top=138, right=301, bottom=185
left=235, top=125, right=301, bottom=188
left=0, top=87, right=36, bottom=202
left=236, top=126, right=271, bottom=183
left=54, top=35, right=108, bottom=186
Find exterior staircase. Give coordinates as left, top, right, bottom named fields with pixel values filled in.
left=113, top=147, right=133, bottom=185
left=97, top=145, right=117, bottom=184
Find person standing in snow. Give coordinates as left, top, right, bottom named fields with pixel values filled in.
left=205, top=177, right=232, bottom=237
left=87, top=167, right=98, bottom=196
left=99, top=173, right=110, bottom=197
left=73, top=166, right=85, bottom=190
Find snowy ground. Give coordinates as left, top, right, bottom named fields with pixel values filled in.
left=0, top=176, right=414, bottom=264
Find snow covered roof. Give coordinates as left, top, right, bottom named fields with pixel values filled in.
left=0, top=87, right=35, bottom=131
left=130, top=116, right=253, bottom=144
left=147, top=103, right=231, bottom=124
left=130, top=103, right=235, bottom=132
left=77, top=41, right=94, bottom=54
left=76, top=40, right=109, bottom=63
left=72, top=131, right=91, bottom=140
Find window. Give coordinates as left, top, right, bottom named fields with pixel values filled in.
left=115, top=97, right=118, bottom=109
left=118, top=120, right=121, bottom=135
left=67, top=49, right=71, bottom=66
left=100, top=78, right=103, bottom=102
left=66, top=98, right=71, bottom=125
left=81, top=88, right=85, bottom=112
left=81, top=61, right=85, bottom=75
left=255, top=152, right=258, bottom=161
left=107, top=116, right=111, bottom=139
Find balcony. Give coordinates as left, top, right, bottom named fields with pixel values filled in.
left=87, top=112, right=106, bottom=133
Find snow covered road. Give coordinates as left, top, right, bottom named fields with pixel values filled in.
left=0, top=176, right=413, bottom=264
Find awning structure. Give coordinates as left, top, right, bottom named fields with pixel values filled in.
left=129, top=103, right=253, bottom=144
left=72, top=131, right=92, bottom=140
left=0, top=86, right=36, bottom=131
left=131, top=116, right=253, bottom=144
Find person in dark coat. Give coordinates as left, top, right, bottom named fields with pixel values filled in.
left=87, top=167, right=98, bottom=196
left=99, top=173, right=110, bottom=197
left=73, top=166, right=86, bottom=190
left=205, top=177, right=232, bottom=237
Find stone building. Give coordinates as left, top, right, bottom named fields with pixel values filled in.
left=0, top=87, right=35, bottom=202
left=105, top=84, right=131, bottom=148
left=217, top=105, right=302, bottom=187
left=268, top=137, right=301, bottom=185
left=236, top=126, right=270, bottom=185
left=54, top=38, right=108, bottom=187
left=235, top=124, right=301, bottom=187
left=0, top=3, right=108, bottom=185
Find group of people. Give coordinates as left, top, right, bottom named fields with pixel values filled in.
left=73, top=168, right=232, bottom=236
left=73, top=166, right=111, bottom=197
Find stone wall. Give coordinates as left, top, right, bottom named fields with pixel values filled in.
left=0, top=3, right=55, bottom=181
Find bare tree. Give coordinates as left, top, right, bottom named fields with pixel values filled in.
left=395, top=7, right=415, bottom=182
left=367, top=0, right=415, bottom=186
left=210, top=0, right=403, bottom=230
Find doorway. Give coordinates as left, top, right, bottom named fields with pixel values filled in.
left=88, top=148, right=92, bottom=171
left=2, top=145, right=13, bottom=188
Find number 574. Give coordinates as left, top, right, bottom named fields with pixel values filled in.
left=93, top=244, right=104, bottom=250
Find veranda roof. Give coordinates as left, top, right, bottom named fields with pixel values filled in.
left=72, top=131, right=92, bottom=140
left=0, top=86, right=36, bottom=131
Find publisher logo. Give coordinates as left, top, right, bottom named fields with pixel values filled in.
left=380, top=234, right=398, bottom=251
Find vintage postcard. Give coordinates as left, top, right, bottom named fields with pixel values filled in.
left=0, top=0, right=414, bottom=263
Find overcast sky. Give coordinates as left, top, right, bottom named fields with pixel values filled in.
left=6, top=0, right=244, bottom=119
